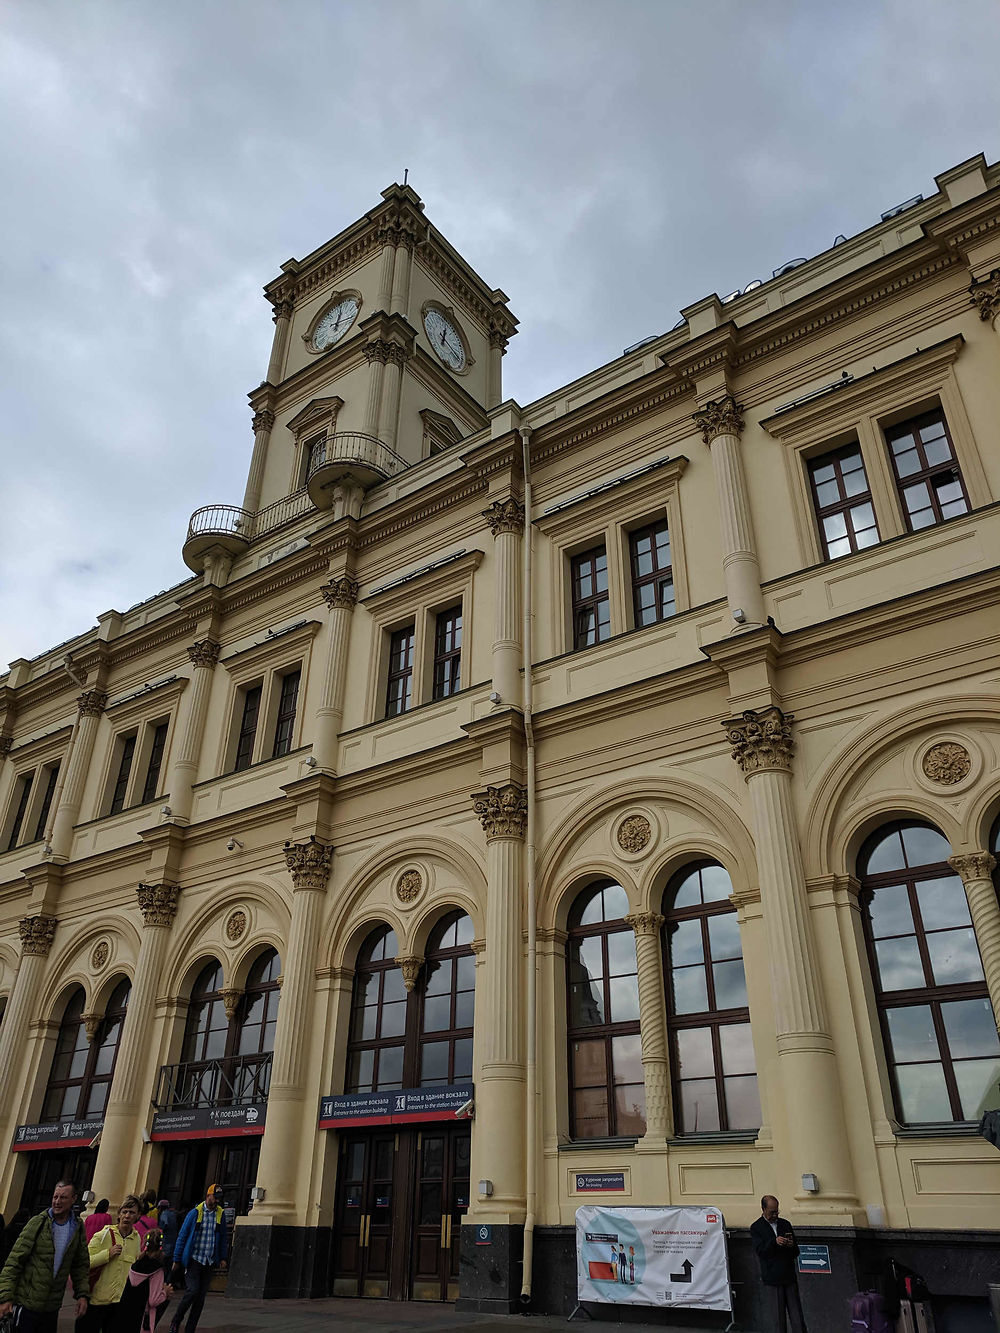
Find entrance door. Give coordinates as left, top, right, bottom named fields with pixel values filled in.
left=332, top=1131, right=399, bottom=1298
left=20, top=1148, right=96, bottom=1214
left=409, top=1127, right=471, bottom=1301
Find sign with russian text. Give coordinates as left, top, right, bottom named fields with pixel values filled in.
left=318, top=1082, right=473, bottom=1129
left=797, top=1243, right=831, bottom=1275
left=12, top=1119, right=104, bottom=1151
left=575, top=1172, right=626, bottom=1193
left=150, top=1103, right=267, bottom=1141
left=576, top=1205, right=731, bottom=1311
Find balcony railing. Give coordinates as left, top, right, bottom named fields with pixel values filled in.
left=185, top=503, right=253, bottom=544
left=154, top=1053, right=272, bottom=1112
left=306, top=432, right=406, bottom=487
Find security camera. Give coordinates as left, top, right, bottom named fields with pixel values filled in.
left=454, top=1098, right=475, bottom=1120
left=227, top=837, right=244, bottom=851
left=489, top=691, right=501, bottom=704
left=732, top=608, right=746, bottom=623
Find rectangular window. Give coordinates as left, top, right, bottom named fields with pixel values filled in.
left=32, top=765, right=60, bottom=843
left=385, top=626, right=415, bottom=718
left=630, top=521, right=676, bottom=626
left=6, top=775, right=33, bottom=851
left=140, top=723, right=168, bottom=804
left=885, top=409, right=969, bottom=531
left=808, top=444, right=880, bottom=560
left=571, top=546, right=611, bottom=650
left=109, top=734, right=136, bottom=815
left=432, top=606, right=462, bottom=700
left=234, top=685, right=262, bottom=772
left=271, top=670, right=301, bottom=758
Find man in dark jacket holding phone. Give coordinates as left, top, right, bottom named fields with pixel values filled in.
left=750, top=1195, right=807, bottom=1332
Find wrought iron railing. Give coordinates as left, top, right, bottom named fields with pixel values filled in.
left=253, top=487, right=313, bottom=537
left=184, top=504, right=253, bottom=546
left=154, top=1053, right=272, bottom=1111
left=306, top=431, right=406, bottom=482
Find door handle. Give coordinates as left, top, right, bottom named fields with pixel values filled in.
left=441, top=1214, right=452, bottom=1248
left=360, top=1213, right=370, bottom=1248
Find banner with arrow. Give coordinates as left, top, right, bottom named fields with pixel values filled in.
left=575, top=1204, right=732, bottom=1311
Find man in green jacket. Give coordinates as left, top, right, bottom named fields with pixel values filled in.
left=0, top=1180, right=90, bottom=1331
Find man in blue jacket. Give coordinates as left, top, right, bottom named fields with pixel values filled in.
left=169, top=1185, right=228, bottom=1333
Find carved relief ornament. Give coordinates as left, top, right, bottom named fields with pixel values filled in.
left=19, top=914, right=57, bottom=956
left=364, top=338, right=409, bottom=367
left=472, top=783, right=528, bottom=840
left=482, top=498, right=526, bottom=537
left=284, top=836, right=334, bottom=891
left=84, top=1013, right=103, bottom=1043
left=91, top=939, right=110, bottom=971
left=625, top=911, right=664, bottom=937
left=693, top=394, right=745, bottom=444
left=948, top=851, right=996, bottom=883
left=921, top=741, right=971, bottom=786
left=187, top=638, right=222, bottom=669
left=321, top=576, right=360, bottom=611
left=396, top=955, right=424, bottom=991
left=617, top=815, right=652, bottom=854
left=969, top=269, right=1000, bottom=323
left=225, top=910, right=248, bottom=942
left=395, top=869, right=422, bottom=904
left=76, top=689, right=108, bottom=718
left=252, top=408, right=276, bottom=435
left=0, top=736, right=12, bottom=763
left=724, top=707, right=795, bottom=776
left=221, top=988, right=243, bottom=1021
left=136, top=882, right=180, bottom=928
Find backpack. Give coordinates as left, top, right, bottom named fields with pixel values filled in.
left=850, top=1290, right=891, bottom=1333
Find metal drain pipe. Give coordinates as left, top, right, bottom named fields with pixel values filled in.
left=518, top=425, right=538, bottom=1307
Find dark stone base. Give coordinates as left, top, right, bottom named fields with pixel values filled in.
left=454, top=1222, right=525, bottom=1314
left=227, top=1220, right=331, bottom=1299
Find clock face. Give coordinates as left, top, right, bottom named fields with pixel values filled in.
left=311, top=296, right=359, bottom=351
left=424, top=308, right=467, bottom=371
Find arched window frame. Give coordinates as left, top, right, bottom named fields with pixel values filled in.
left=860, top=820, right=998, bottom=1126
left=41, top=979, right=130, bottom=1123
left=565, top=880, right=645, bottom=1140
left=662, top=861, right=759, bottom=1135
left=346, top=925, right=406, bottom=1093
left=417, top=910, right=475, bottom=1088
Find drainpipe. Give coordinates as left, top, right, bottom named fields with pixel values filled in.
left=519, top=426, right=537, bottom=1306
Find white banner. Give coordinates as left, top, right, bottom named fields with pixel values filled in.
left=575, top=1204, right=732, bottom=1311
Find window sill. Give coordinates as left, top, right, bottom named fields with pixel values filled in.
left=668, top=1130, right=761, bottom=1145
left=893, top=1123, right=982, bottom=1139
left=558, top=1137, right=639, bottom=1152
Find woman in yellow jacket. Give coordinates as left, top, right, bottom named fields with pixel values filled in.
left=76, top=1195, right=142, bottom=1331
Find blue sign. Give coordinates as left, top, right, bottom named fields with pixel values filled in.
left=575, top=1172, right=626, bottom=1193
left=475, top=1225, right=493, bottom=1246
left=797, top=1244, right=831, bottom=1275
left=318, top=1082, right=474, bottom=1128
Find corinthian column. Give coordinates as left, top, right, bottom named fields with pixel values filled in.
left=266, top=280, right=295, bottom=384
left=313, top=577, right=360, bottom=771
left=693, top=396, right=765, bottom=627
left=948, top=852, right=1000, bottom=1025
left=92, top=882, right=180, bottom=1206
left=251, top=837, right=332, bottom=1220
left=471, top=783, right=527, bottom=1220
left=362, top=341, right=387, bottom=439
left=0, top=916, right=57, bottom=1134
left=969, top=269, right=1000, bottom=329
left=49, top=690, right=107, bottom=860
left=487, top=329, right=507, bottom=410
left=483, top=499, right=524, bottom=708
left=625, top=912, right=671, bottom=1143
left=725, top=708, right=856, bottom=1214
left=165, top=639, right=220, bottom=824
left=243, top=405, right=275, bottom=515
left=378, top=344, right=409, bottom=451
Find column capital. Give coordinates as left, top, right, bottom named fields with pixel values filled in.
left=0, top=735, right=12, bottom=764
left=83, top=1012, right=103, bottom=1043
left=321, top=575, right=360, bottom=611
left=483, top=498, right=525, bottom=537
left=187, top=638, right=222, bottom=668
left=136, top=881, right=180, bottom=928
left=252, top=407, right=275, bottom=435
left=19, top=914, right=57, bottom=956
left=724, top=706, right=795, bottom=776
left=220, top=987, right=243, bottom=1020
left=395, top=956, right=425, bottom=991
left=625, top=912, right=665, bottom=937
left=969, top=269, right=1000, bottom=322
left=283, top=836, right=334, bottom=891
left=472, top=782, right=528, bottom=840
left=364, top=337, right=410, bottom=367
left=76, top=689, right=108, bottom=718
left=693, top=394, right=745, bottom=444
left=948, top=851, right=997, bottom=883
left=489, top=327, right=510, bottom=352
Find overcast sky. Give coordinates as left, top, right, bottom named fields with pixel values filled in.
left=2, top=0, right=998, bottom=668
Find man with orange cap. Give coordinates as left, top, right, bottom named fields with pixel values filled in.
left=168, top=1186, right=228, bottom=1333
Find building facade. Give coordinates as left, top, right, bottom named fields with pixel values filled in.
left=1, top=156, right=999, bottom=1329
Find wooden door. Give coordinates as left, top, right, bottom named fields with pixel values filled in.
left=408, top=1126, right=471, bottom=1301
left=332, top=1131, right=400, bottom=1298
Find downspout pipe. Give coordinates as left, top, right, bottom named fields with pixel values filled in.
left=518, top=426, right=537, bottom=1307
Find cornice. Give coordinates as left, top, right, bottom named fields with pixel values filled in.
left=356, top=474, right=488, bottom=551
left=460, top=431, right=523, bottom=483
left=220, top=619, right=322, bottom=674
left=413, top=244, right=518, bottom=340
left=921, top=182, right=1000, bottom=255
left=104, top=675, right=189, bottom=728
left=5, top=724, right=73, bottom=765
left=404, top=344, right=489, bottom=435
left=361, top=549, right=484, bottom=616
left=528, top=372, right=694, bottom=467
left=533, top=455, right=688, bottom=539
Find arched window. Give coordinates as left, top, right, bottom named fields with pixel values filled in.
left=347, top=926, right=405, bottom=1092
left=566, top=881, right=644, bottom=1139
left=419, top=911, right=475, bottom=1087
left=237, top=950, right=281, bottom=1056
left=175, top=954, right=280, bottom=1107
left=663, top=862, right=759, bottom=1134
left=181, top=962, right=227, bottom=1063
left=861, top=822, right=999, bottom=1124
left=42, top=979, right=130, bottom=1122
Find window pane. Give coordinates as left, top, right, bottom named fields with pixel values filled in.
left=425, top=957, right=453, bottom=996
left=954, top=1058, right=1000, bottom=1120
left=886, top=1005, right=939, bottom=1062
left=895, top=1062, right=951, bottom=1123
left=672, top=966, right=709, bottom=1015
left=420, top=1041, right=450, bottom=1085
left=894, top=449, right=922, bottom=478
left=900, top=825, right=951, bottom=866
left=376, top=1045, right=404, bottom=1089
left=856, top=526, right=879, bottom=550
left=724, top=1075, right=761, bottom=1130
left=380, top=998, right=407, bottom=1038
left=382, top=966, right=406, bottom=1003
left=85, top=1082, right=110, bottom=1118
left=719, top=1023, right=756, bottom=1076
left=925, top=928, right=984, bottom=986
left=452, top=1037, right=473, bottom=1081
left=707, top=913, right=741, bottom=960
left=572, top=1040, right=607, bottom=1086
left=676, top=1027, right=713, bottom=1079
left=700, top=864, right=733, bottom=902
left=671, top=868, right=702, bottom=909
left=603, top=883, right=629, bottom=918
left=865, top=829, right=906, bottom=875
left=606, top=930, right=638, bottom=978
left=573, top=1086, right=609, bottom=1138
left=712, top=959, right=748, bottom=1010
left=614, top=1084, right=646, bottom=1136
left=915, top=876, right=970, bottom=929
left=815, top=480, right=841, bottom=507
left=671, top=919, right=704, bottom=965
left=569, top=977, right=605, bottom=1026
left=941, top=998, right=1000, bottom=1058
left=423, top=994, right=451, bottom=1032
left=610, top=1033, right=644, bottom=1085
left=454, top=988, right=475, bottom=1029
left=608, top=975, right=640, bottom=1023
left=456, top=953, right=475, bottom=990
left=680, top=1080, right=720, bottom=1132
left=849, top=502, right=875, bottom=533
left=874, top=936, right=925, bottom=991
left=350, top=1048, right=374, bottom=1091
left=869, top=883, right=914, bottom=937
left=923, top=437, right=951, bottom=466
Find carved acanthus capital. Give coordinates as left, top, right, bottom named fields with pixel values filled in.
left=693, top=394, right=745, bottom=444
left=220, top=988, right=243, bottom=1021
left=136, top=882, right=180, bottom=928
left=489, top=327, right=509, bottom=352
left=396, top=956, right=424, bottom=992
left=284, top=836, right=334, bottom=891
left=76, top=689, right=108, bottom=718
left=472, top=783, right=528, bottom=841
left=625, top=912, right=665, bottom=938
left=0, top=735, right=12, bottom=763
left=364, top=338, right=409, bottom=367
left=252, top=408, right=275, bottom=435
left=268, top=280, right=296, bottom=324
left=948, top=851, right=997, bottom=884
left=482, top=498, right=525, bottom=537
left=321, top=576, right=360, bottom=611
left=724, top=707, right=795, bottom=777
left=969, top=269, right=1000, bottom=323
left=19, top=914, right=57, bottom=956
left=83, top=1013, right=102, bottom=1043
left=187, top=638, right=222, bottom=669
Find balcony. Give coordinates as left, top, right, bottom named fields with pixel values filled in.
left=306, top=431, right=406, bottom=508
left=182, top=504, right=253, bottom=573
left=154, top=1053, right=272, bottom=1111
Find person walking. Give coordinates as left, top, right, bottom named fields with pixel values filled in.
left=750, top=1195, right=807, bottom=1333
left=85, top=1201, right=113, bottom=1245
left=155, top=1203, right=178, bottom=1266
left=168, top=1187, right=228, bottom=1333
left=78, top=1195, right=142, bottom=1332
left=118, top=1229, right=174, bottom=1333
left=0, top=1180, right=90, bottom=1332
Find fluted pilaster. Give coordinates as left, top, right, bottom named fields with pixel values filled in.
left=266, top=278, right=295, bottom=382
left=49, top=692, right=107, bottom=858
left=0, top=916, right=57, bottom=1136
left=243, top=405, right=275, bottom=514
left=165, top=640, right=220, bottom=823
left=483, top=500, right=524, bottom=706
left=313, top=577, right=359, bottom=769
left=949, top=852, right=1000, bottom=1027
left=626, top=912, right=671, bottom=1140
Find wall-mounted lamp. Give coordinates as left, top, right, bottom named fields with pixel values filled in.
left=161, top=806, right=172, bottom=817
left=801, top=1173, right=819, bottom=1193
left=488, top=691, right=501, bottom=704
left=227, top=837, right=244, bottom=852
left=732, top=608, right=747, bottom=624
left=305, top=755, right=318, bottom=768
left=478, top=1179, right=494, bottom=1198
left=250, top=1185, right=266, bottom=1202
